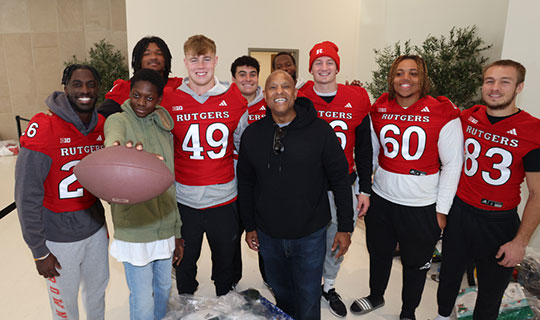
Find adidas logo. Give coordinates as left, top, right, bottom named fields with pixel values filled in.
left=378, top=107, right=387, bottom=112
left=344, top=102, right=352, bottom=108
left=219, top=100, right=228, bottom=106
left=421, top=106, right=430, bottom=112
left=172, top=105, right=183, bottom=111
left=468, top=116, right=478, bottom=124
left=507, top=128, right=517, bottom=136
left=59, top=137, right=71, bottom=144
left=96, top=135, right=103, bottom=141
left=259, top=105, right=266, bottom=111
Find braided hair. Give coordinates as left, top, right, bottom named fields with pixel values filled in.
left=61, top=64, right=101, bottom=86
left=131, top=36, right=172, bottom=80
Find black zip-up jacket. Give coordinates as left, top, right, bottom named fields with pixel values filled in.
left=237, top=97, right=353, bottom=239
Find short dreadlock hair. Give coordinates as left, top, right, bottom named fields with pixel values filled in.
left=61, top=64, right=101, bottom=86
left=131, top=36, right=172, bottom=80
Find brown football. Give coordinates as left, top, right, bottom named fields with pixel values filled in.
left=74, top=145, right=174, bottom=204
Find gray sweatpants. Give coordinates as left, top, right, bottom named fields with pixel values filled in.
left=323, top=184, right=358, bottom=280
left=45, top=225, right=109, bottom=320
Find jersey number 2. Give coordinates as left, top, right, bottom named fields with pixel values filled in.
left=59, top=160, right=83, bottom=199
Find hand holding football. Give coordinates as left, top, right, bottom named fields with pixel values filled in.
left=74, top=145, right=174, bottom=204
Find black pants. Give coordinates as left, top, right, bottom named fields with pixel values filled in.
left=437, top=196, right=520, bottom=320
left=233, top=225, right=243, bottom=286
left=365, top=192, right=441, bottom=320
left=175, top=202, right=240, bottom=296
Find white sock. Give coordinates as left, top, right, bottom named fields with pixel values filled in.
left=434, top=315, right=450, bottom=320
left=323, top=278, right=335, bottom=292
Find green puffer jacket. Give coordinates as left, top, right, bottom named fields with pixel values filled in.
left=104, top=100, right=181, bottom=242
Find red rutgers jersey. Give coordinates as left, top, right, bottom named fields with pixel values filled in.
left=20, top=113, right=105, bottom=213
left=248, top=99, right=266, bottom=124
left=457, top=105, right=540, bottom=210
left=161, top=84, right=247, bottom=186
left=371, top=93, right=460, bottom=176
left=105, top=77, right=183, bottom=104
left=300, top=81, right=370, bottom=173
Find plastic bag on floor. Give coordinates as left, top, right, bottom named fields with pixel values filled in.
left=0, top=140, right=18, bottom=156
left=518, top=247, right=540, bottom=298
left=455, top=283, right=535, bottom=320
left=164, top=289, right=292, bottom=320
left=518, top=247, right=540, bottom=318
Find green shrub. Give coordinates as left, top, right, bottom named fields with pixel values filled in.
left=65, top=39, right=129, bottom=105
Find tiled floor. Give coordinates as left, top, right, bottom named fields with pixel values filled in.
left=0, top=155, right=441, bottom=319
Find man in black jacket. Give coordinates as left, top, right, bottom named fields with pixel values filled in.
left=237, top=70, right=354, bottom=320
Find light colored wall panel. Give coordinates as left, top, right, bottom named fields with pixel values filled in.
left=57, top=0, right=85, bottom=32
left=84, top=0, right=111, bottom=32
left=110, top=0, right=126, bottom=31
left=0, top=0, right=31, bottom=34
left=0, top=35, right=11, bottom=114
left=58, top=31, right=87, bottom=62
left=502, top=0, right=540, bottom=248
left=28, top=0, right=58, bottom=33
left=0, top=0, right=127, bottom=140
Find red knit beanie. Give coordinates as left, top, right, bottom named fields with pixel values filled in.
left=309, top=41, right=340, bottom=72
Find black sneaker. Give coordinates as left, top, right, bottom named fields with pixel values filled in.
left=321, top=286, right=347, bottom=318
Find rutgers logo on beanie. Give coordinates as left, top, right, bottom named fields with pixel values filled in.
left=309, top=41, right=340, bottom=72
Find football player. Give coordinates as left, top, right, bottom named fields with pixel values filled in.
left=436, top=59, right=540, bottom=320
left=351, top=55, right=463, bottom=320
left=15, top=64, right=109, bottom=320
left=160, top=35, right=248, bottom=296
left=299, top=41, right=372, bottom=318
left=98, top=36, right=182, bottom=117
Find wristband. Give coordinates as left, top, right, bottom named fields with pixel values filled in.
left=34, top=253, right=50, bottom=261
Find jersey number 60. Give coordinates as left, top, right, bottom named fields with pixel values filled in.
left=380, top=124, right=426, bottom=160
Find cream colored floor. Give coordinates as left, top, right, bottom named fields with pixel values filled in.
left=0, top=155, right=441, bottom=320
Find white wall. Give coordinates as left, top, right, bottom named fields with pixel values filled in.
left=126, top=0, right=508, bottom=92
left=502, top=0, right=540, bottom=248
left=502, top=0, right=540, bottom=118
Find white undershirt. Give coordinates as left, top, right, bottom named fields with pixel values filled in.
left=110, top=236, right=175, bottom=267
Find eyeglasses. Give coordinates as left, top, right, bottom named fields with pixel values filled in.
left=273, top=126, right=286, bottom=155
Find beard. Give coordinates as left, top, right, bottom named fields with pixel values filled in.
left=484, top=90, right=517, bottom=111
left=67, top=94, right=96, bottom=114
